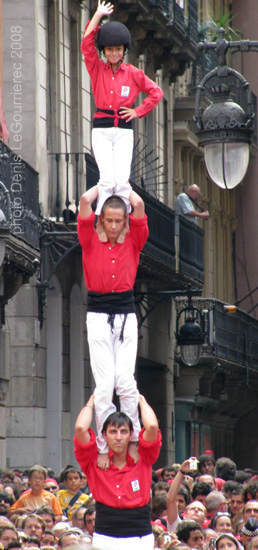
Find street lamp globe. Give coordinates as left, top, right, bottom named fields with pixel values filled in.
left=200, top=97, right=251, bottom=189
left=177, top=318, right=205, bottom=367
left=195, top=66, right=254, bottom=190
left=0, top=209, right=6, bottom=224
left=204, top=142, right=250, bottom=190
left=180, top=343, right=202, bottom=367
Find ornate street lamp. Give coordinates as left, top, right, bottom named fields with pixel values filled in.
left=194, top=29, right=258, bottom=189
left=135, top=285, right=205, bottom=366
left=175, top=292, right=205, bottom=366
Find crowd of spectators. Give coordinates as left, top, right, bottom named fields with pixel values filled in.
left=151, top=452, right=258, bottom=549
left=1, top=451, right=258, bottom=549
left=0, top=464, right=94, bottom=550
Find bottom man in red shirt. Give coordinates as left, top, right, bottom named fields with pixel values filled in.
left=74, top=393, right=161, bottom=550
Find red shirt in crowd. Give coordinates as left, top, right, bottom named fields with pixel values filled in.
left=77, top=212, right=148, bottom=293
left=74, top=427, right=162, bottom=509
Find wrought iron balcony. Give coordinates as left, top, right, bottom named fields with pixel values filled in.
left=136, top=186, right=177, bottom=282
left=0, top=141, right=40, bottom=315
left=175, top=297, right=258, bottom=371
left=150, top=0, right=184, bottom=27
left=0, top=141, right=40, bottom=248
left=149, top=0, right=198, bottom=47
left=178, top=216, right=204, bottom=282
left=111, top=0, right=198, bottom=81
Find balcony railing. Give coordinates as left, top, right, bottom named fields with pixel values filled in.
left=0, top=141, right=40, bottom=249
left=178, top=217, right=204, bottom=282
left=135, top=186, right=176, bottom=270
left=148, top=0, right=198, bottom=45
left=150, top=0, right=172, bottom=16
left=175, top=297, right=258, bottom=371
left=211, top=300, right=258, bottom=369
left=191, top=49, right=219, bottom=93
left=187, top=0, right=198, bottom=44
left=170, top=0, right=185, bottom=33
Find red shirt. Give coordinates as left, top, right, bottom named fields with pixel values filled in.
left=77, top=212, right=148, bottom=293
left=74, top=427, right=161, bottom=509
left=81, top=26, right=163, bottom=120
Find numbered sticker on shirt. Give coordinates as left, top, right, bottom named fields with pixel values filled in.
left=131, top=479, right=140, bottom=492
left=121, top=86, right=130, bottom=97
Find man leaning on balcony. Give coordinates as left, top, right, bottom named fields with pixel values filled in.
left=175, top=185, right=209, bottom=271
left=175, top=185, right=209, bottom=232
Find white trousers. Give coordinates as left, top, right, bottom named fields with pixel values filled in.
left=86, top=312, right=140, bottom=453
left=92, top=127, right=134, bottom=215
left=92, top=532, right=154, bottom=550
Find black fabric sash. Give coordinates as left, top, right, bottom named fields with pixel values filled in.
left=87, top=290, right=135, bottom=314
left=97, top=108, right=124, bottom=116
left=95, top=502, right=152, bottom=538
left=93, top=108, right=133, bottom=129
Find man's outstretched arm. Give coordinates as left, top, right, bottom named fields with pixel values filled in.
left=130, top=190, right=145, bottom=219
left=74, top=394, right=95, bottom=444
left=79, top=185, right=98, bottom=219
left=167, top=457, right=194, bottom=525
left=139, top=394, right=158, bottom=442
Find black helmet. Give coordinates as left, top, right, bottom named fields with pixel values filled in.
left=97, top=21, right=131, bottom=52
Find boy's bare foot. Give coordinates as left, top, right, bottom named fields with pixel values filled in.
left=128, top=441, right=139, bottom=464
left=97, top=452, right=110, bottom=470
left=96, top=217, right=108, bottom=242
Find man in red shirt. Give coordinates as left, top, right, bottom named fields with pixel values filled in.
left=74, top=393, right=161, bottom=550
left=77, top=185, right=148, bottom=469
